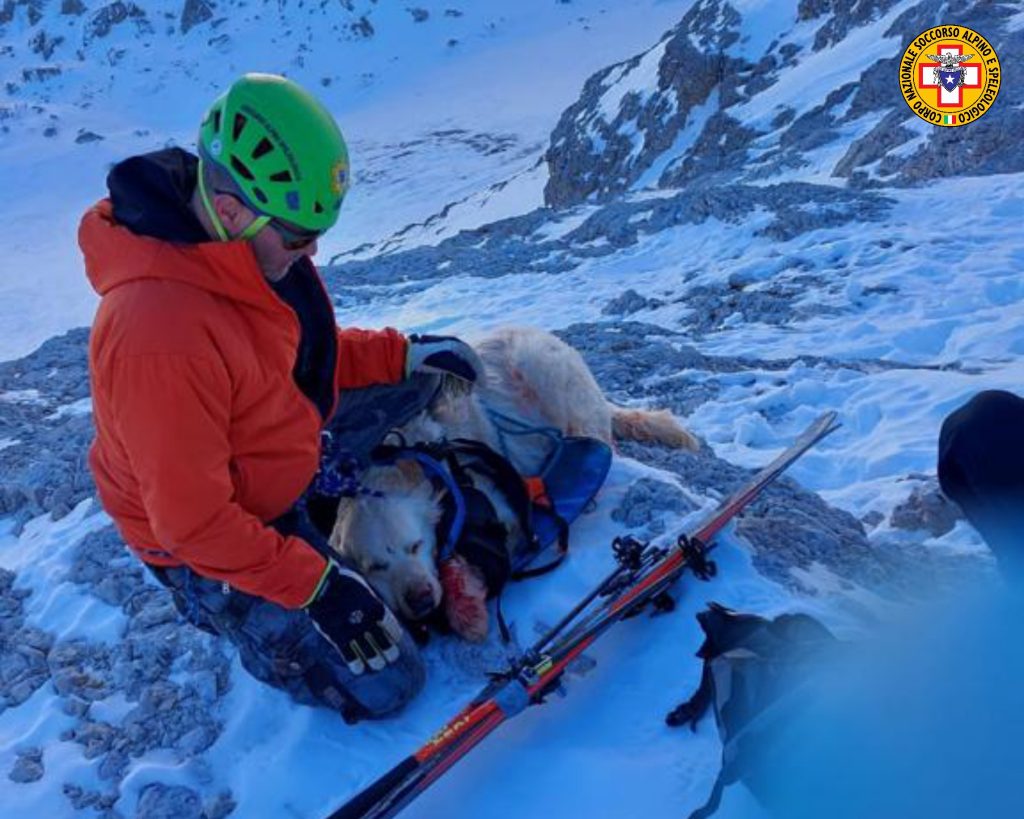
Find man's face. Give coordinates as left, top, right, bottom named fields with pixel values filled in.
left=246, top=217, right=319, bottom=282
left=211, top=193, right=320, bottom=281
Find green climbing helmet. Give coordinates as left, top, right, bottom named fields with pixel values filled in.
left=198, top=73, right=350, bottom=234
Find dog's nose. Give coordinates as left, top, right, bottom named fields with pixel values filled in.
left=403, top=585, right=436, bottom=619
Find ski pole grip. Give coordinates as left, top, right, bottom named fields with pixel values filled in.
left=326, top=755, right=419, bottom=819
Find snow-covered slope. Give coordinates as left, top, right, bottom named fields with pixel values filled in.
left=0, top=0, right=687, bottom=361
left=1, top=0, right=1021, bottom=817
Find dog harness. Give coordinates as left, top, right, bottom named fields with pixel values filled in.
left=371, top=428, right=613, bottom=598
left=372, top=438, right=541, bottom=597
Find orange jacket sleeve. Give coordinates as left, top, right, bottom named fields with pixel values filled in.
left=335, top=326, right=408, bottom=391
left=109, top=351, right=327, bottom=609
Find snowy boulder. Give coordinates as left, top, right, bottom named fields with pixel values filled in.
left=8, top=747, right=44, bottom=783
left=612, top=477, right=698, bottom=536
left=890, top=479, right=963, bottom=538
left=136, top=783, right=203, bottom=819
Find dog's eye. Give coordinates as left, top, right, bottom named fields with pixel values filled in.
left=367, top=561, right=390, bottom=573
left=409, top=540, right=423, bottom=555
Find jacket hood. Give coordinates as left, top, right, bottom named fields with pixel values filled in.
left=79, top=148, right=282, bottom=310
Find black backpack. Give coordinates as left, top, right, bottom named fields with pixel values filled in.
left=668, top=603, right=839, bottom=819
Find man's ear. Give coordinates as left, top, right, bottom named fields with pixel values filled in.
left=213, top=193, right=247, bottom=234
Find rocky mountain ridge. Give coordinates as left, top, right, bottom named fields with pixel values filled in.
left=543, top=0, right=1022, bottom=207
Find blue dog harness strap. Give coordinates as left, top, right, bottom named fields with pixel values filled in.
left=369, top=444, right=468, bottom=564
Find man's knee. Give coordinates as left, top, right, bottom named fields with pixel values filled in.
left=235, top=598, right=426, bottom=719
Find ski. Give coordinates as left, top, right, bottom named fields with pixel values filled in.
left=325, top=411, right=840, bottom=819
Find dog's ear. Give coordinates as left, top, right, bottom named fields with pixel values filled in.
left=394, top=458, right=425, bottom=487
left=328, top=496, right=357, bottom=553
left=364, top=461, right=423, bottom=493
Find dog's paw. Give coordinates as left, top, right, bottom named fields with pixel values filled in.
left=439, top=555, right=489, bottom=643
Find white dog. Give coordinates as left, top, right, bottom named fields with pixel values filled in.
left=329, top=327, right=697, bottom=641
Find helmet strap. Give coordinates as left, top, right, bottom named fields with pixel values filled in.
left=197, top=160, right=231, bottom=242
left=239, top=214, right=270, bottom=240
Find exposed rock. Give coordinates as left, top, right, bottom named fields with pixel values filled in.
left=63, top=783, right=120, bottom=812
left=180, top=0, right=214, bottom=34
left=0, top=570, right=53, bottom=712
left=204, top=791, right=236, bottom=819
left=890, top=479, right=963, bottom=538
left=861, top=510, right=885, bottom=529
left=602, top=289, right=662, bottom=316
left=545, top=0, right=742, bottom=207
left=612, top=477, right=698, bottom=537
left=0, top=0, right=45, bottom=26
left=136, top=783, right=203, bottom=819
left=21, top=66, right=62, bottom=83
left=809, top=0, right=903, bottom=52
left=832, top=109, right=916, bottom=179
left=85, top=2, right=150, bottom=44
left=408, top=7, right=428, bottom=23
left=8, top=747, right=43, bottom=783
left=76, top=128, right=104, bottom=143
left=0, top=328, right=96, bottom=529
left=29, top=30, right=64, bottom=59
left=350, top=15, right=373, bottom=38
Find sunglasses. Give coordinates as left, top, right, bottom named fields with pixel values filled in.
left=266, top=216, right=323, bottom=251
left=222, top=196, right=322, bottom=250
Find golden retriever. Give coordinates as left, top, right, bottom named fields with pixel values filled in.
left=329, top=327, right=697, bottom=641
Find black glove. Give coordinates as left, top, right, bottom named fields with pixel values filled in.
left=405, top=334, right=483, bottom=384
left=305, top=562, right=404, bottom=676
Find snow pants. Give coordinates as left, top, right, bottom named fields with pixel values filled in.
left=151, top=374, right=441, bottom=721
left=938, top=389, right=1024, bottom=577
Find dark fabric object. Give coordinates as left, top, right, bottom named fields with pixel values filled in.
left=939, top=390, right=1024, bottom=576
left=107, top=147, right=209, bottom=243
left=448, top=481, right=514, bottom=596
left=444, top=439, right=531, bottom=594
left=269, top=261, right=337, bottom=421
left=148, top=564, right=424, bottom=721
left=323, top=374, right=442, bottom=470
left=670, top=604, right=838, bottom=819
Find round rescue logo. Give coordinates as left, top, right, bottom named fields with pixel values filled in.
left=899, top=24, right=1001, bottom=127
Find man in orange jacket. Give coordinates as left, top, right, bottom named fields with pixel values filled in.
left=80, top=73, right=483, bottom=721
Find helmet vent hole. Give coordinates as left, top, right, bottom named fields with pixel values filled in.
left=252, top=138, right=275, bottom=160
left=314, top=201, right=324, bottom=214
left=232, top=113, right=248, bottom=141
left=252, top=187, right=268, bottom=204
left=269, top=170, right=293, bottom=183
left=212, top=109, right=222, bottom=134
left=230, top=156, right=255, bottom=181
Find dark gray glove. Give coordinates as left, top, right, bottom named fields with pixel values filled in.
left=305, top=562, right=404, bottom=675
left=405, top=334, right=483, bottom=384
